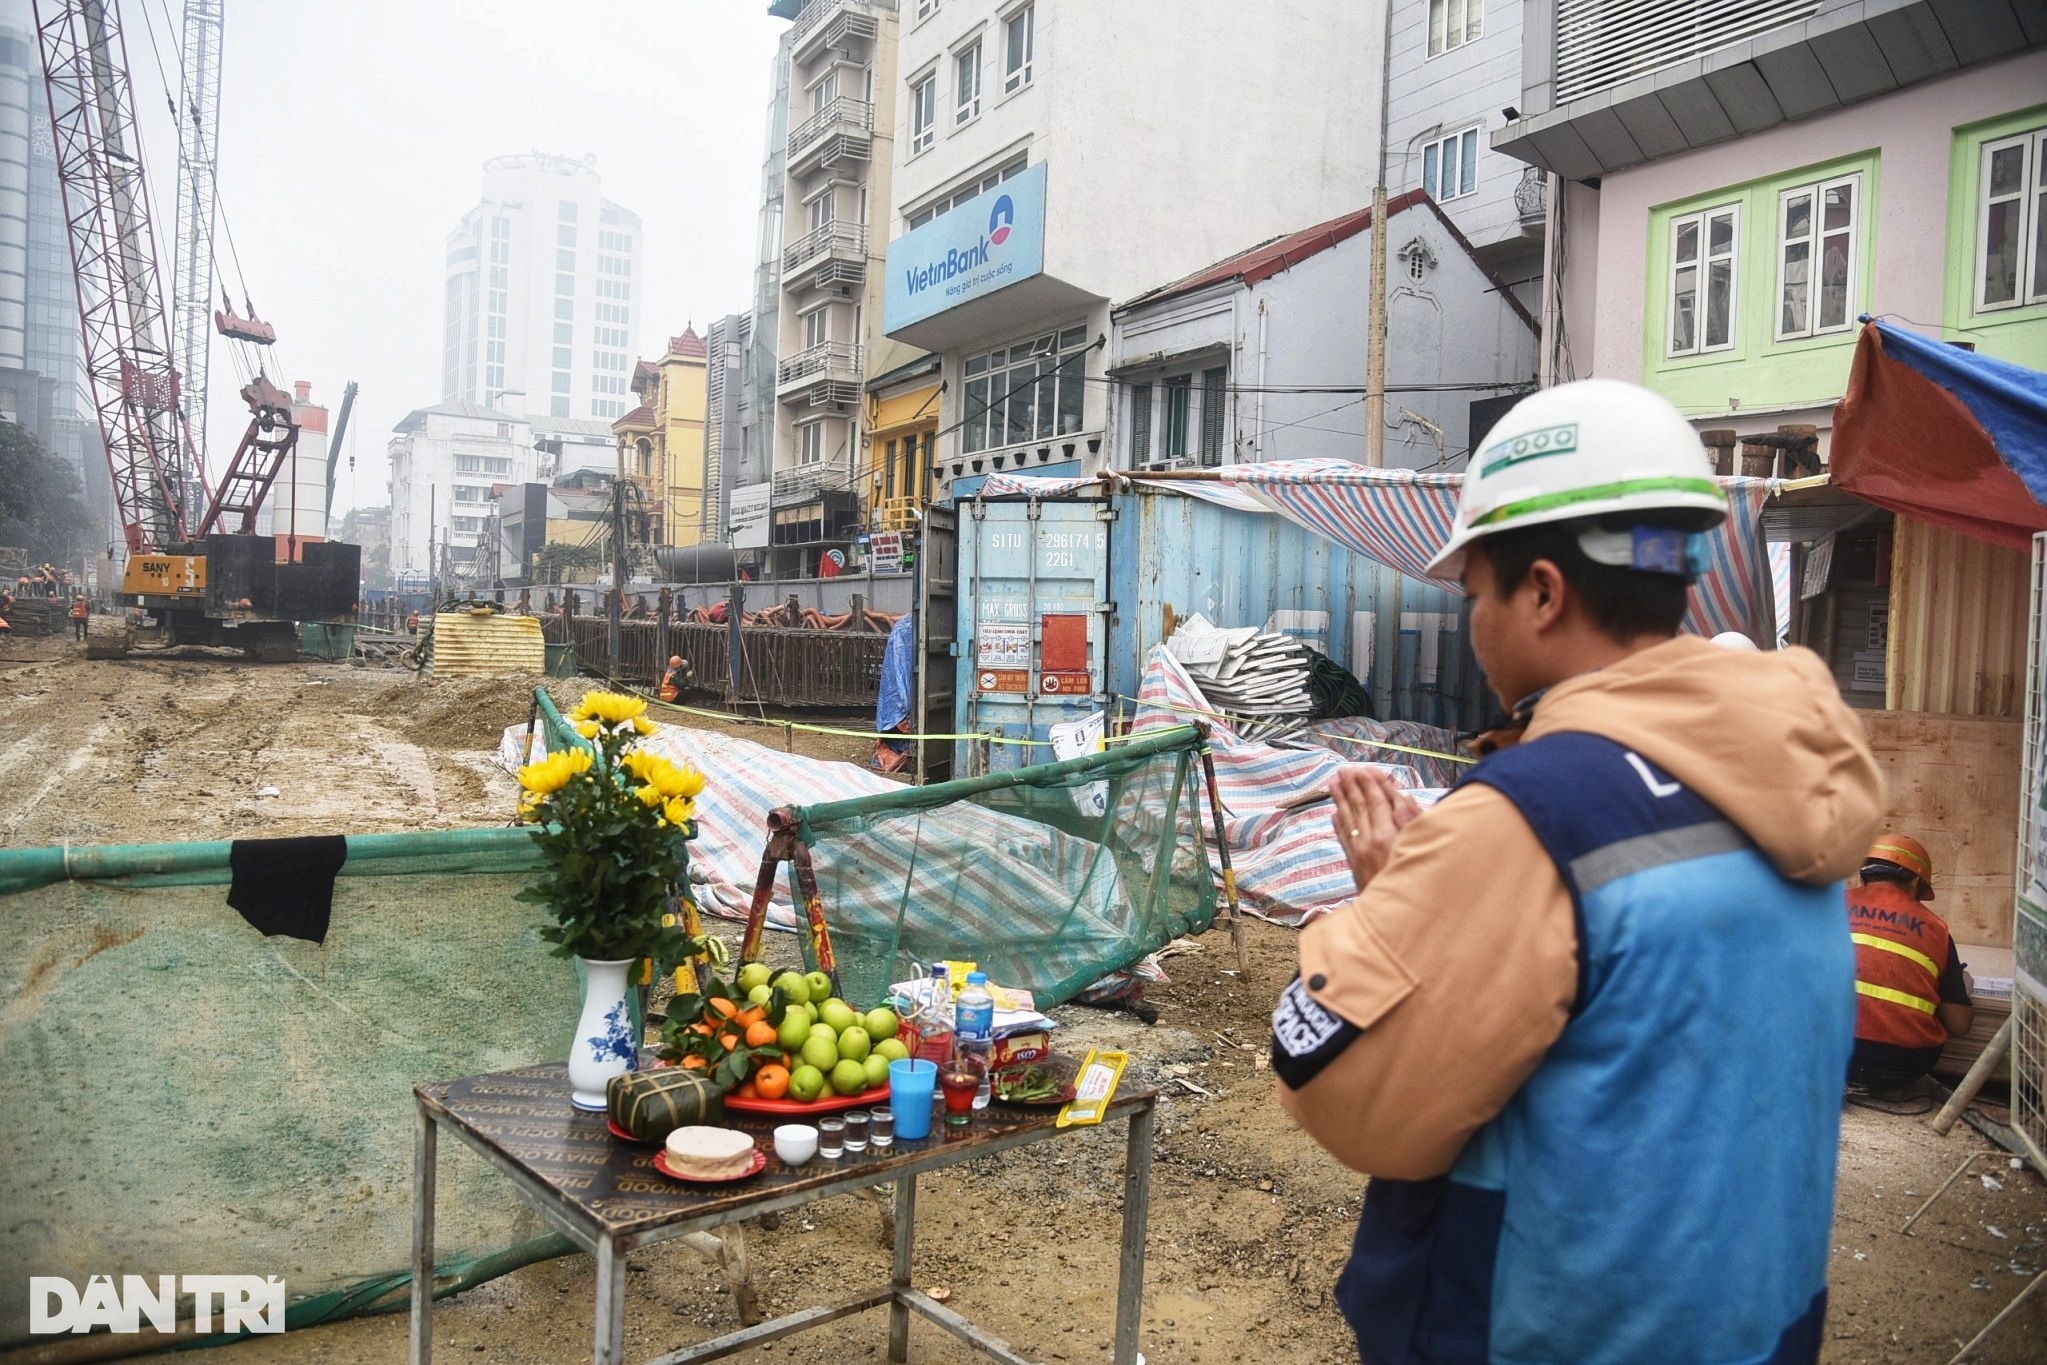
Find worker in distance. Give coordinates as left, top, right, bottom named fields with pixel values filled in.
left=1273, top=379, right=1883, bottom=1365
left=1845, top=832, right=1973, bottom=1092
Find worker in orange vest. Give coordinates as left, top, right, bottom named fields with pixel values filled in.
left=1847, top=833, right=1973, bottom=1090
left=68, top=592, right=89, bottom=641
left=658, top=654, right=693, bottom=703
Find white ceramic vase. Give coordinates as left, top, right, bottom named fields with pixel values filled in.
left=567, top=956, right=638, bottom=1111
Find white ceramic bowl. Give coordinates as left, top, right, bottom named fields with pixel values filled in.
left=773, top=1123, right=819, bottom=1165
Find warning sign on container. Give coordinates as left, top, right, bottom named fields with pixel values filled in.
left=979, top=669, right=1029, bottom=693
left=975, top=623, right=1030, bottom=670
left=1040, top=672, right=1091, bottom=696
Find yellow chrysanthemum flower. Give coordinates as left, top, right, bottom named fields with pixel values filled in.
left=663, top=796, right=695, bottom=828
left=635, top=784, right=662, bottom=807
left=576, top=691, right=647, bottom=725
left=632, top=715, right=656, bottom=736
left=575, top=720, right=600, bottom=740
left=516, top=748, right=593, bottom=798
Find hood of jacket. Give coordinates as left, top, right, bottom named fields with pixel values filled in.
left=1525, top=634, right=1883, bottom=885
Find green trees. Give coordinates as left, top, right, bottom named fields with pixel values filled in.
left=0, top=421, right=96, bottom=565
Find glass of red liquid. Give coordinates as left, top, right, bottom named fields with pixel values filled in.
left=939, top=1064, right=981, bottom=1127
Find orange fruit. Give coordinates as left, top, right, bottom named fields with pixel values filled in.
left=745, top=1020, right=778, bottom=1048
left=718, top=1032, right=740, bottom=1051
left=736, top=1006, right=765, bottom=1028
left=735, top=1078, right=759, bottom=1098
left=707, top=998, right=741, bottom=1020
left=681, top=1054, right=708, bottom=1070
left=689, top=1022, right=712, bottom=1037
left=755, top=1064, right=790, bottom=1100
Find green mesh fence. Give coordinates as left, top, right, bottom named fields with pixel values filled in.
left=790, top=725, right=1219, bottom=1009
left=0, top=829, right=581, bottom=1349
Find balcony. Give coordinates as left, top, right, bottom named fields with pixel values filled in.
left=782, top=221, right=867, bottom=286
left=1514, top=167, right=1547, bottom=236
left=777, top=341, right=862, bottom=403
left=772, top=459, right=853, bottom=500
left=789, top=0, right=884, bottom=60
left=788, top=97, right=872, bottom=164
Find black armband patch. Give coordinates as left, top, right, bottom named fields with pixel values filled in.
left=1271, top=975, right=1361, bottom=1088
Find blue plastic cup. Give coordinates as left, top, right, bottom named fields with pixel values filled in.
left=888, top=1059, right=938, bottom=1140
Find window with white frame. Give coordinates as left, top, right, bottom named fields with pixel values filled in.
left=1428, top=0, right=1482, bottom=58
left=1003, top=4, right=1034, bottom=94
left=1668, top=204, right=1740, bottom=357
left=961, top=325, right=1088, bottom=455
left=1125, top=362, right=1229, bottom=468
left=1977, top=126, right=2047, bottom=313
left=799, top=422, right=824, bottom=466
left=804, top=308, right=829, bottom=349
left=910, top=74, right=936, bottom=154
left=955, top=42, right=981, bottom=125
left=1423, top=126, right=1480, bottom=202
left=916, top=0, right=939, bottom=18
left=908, top=157, right=1028, bottom=229
left=1776, top=173, right=1859, bottom=340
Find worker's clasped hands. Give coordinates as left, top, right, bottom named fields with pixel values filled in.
left=1330, top=765, right=1423, bottom=893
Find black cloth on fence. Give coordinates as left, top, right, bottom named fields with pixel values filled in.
left=227, top=835, right=349, bottom=943
left=1305, top=647, right=1375, bottom=721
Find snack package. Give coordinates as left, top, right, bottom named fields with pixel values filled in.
left=1056, top=1048, right=1130, bottom=1128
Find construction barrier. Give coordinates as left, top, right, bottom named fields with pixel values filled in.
left=544, top=615, right=889, bottom=709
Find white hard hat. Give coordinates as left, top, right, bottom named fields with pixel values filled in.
left=1427, top=378, right=1727, bottom=579
left=1710, top=631, right=1758, bottom=650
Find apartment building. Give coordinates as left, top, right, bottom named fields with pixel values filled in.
left=878, top=0, right=1384, bottom=498
left=764, top=0, right=904, bottom=576
left=1493, top=0, right=2046, bottom=444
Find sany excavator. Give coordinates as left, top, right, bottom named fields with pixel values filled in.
left=34, top=0, right=358, bottom=660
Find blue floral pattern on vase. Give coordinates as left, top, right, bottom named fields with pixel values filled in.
left=586, top=998, right=637, bottom=1067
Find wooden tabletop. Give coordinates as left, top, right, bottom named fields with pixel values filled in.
left=416, top=1062, right=1155, bottom=1239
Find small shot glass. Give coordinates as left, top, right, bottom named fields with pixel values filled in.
left=870, top=1107, right=895, bottom=1149
left=843, top=1110, right=870, bottom=1153
left=818, top=1117, right=845, bottom=1159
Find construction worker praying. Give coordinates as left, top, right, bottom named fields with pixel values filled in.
left=1272, top=379, right=1884, bottom=1365
left=1847, top=833, right=1973, bottom=1091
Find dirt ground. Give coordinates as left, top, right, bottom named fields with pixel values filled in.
left=1, top=641, right=2043, bottom=1363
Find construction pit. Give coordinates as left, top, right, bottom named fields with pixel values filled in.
left=0, top=642, right=2041, bottom=1364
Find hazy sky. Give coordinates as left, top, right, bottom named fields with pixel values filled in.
left=129, top=0, right=786, bottom=515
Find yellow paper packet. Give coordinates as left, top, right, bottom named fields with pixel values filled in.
left=1056, top=1048, right=1130, bottom=1128
left=941, top=959, right=979, bottom=999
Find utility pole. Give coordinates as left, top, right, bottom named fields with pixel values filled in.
left=607, top=475, right=626, bottom=677
left=1366, top=0, right=1394, bottom=469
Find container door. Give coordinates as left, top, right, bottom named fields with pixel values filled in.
left=957, top=497, right=1114, bottom=775
left=915, top=504, right=957, bottom=785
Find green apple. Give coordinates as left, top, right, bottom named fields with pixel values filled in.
left=864, top=1007, right=900, bottom=1042
left=808, top=1021, right=837, bottom=1046
left=804, top=970, right=833, bottom=1001
left=837, top=1025, right=871, bottom=1063
left=799, top=1032, right=840, bottom=1073
left=819, top=998, right=858, bottom=1034
left=829, top=1058, right=868, bottom=1096
left=803, top=1002, right=820, bottom=1023
left=863, top=1054, right=891, bottom=1089
left=777, top=1012, right=813, bottom=1053
left=873, top=1038, right=910, bottom=1063
left=788, top=1064, right=825, bottom=1102
left=737, top=962, right=772, bottom=993
left=747, top=984, right=774, bottom=1008
left=774, top=972, right=811, bottom=1006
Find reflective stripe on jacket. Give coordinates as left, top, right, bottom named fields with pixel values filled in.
left=1848, top=880, right=1948, bottom=1050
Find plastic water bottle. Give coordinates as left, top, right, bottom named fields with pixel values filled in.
left=955, top=971, right=995, bottom=1110
left=916, top=963, right=953, bottom=1065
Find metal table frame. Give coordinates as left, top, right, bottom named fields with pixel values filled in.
left=409, top=1084, right=1155, bottom=1364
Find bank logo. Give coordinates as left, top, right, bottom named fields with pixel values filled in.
left=30, top=1276, right=286, bottom=1335
left=988, top=194, right=1015, bottom=246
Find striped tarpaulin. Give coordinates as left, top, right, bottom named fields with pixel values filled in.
left=1132, top=648, right=1464, bottom=927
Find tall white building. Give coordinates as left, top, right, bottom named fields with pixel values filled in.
left=880, top=0, right=1384, bottom=497
left=386, top=401, right=535, bottom=583
left=440, top=153, right=644, bottom=424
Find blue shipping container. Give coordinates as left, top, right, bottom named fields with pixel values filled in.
left=955, top=485, right=1496, bottom=772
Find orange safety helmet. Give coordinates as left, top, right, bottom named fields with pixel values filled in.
left=1864, top=833, right=1935, bottom=901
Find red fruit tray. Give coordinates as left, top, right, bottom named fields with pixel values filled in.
left=723, top=1081, right=889, bottom=1117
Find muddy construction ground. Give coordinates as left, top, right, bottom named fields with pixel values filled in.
left=1, top=641, right=2043, bottom=1363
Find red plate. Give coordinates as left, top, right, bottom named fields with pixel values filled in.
left=607, top=1117, right=655, bottom=1145
left=723, top=1080, right=889, bottom=1117
left=653, top=1147, right=767, bottom=1184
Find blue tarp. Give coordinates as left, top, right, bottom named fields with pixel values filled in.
left=876, top=611, right=915, bottom=733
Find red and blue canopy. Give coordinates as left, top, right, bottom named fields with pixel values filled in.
left=1832, top=319, right=2047, bottom=550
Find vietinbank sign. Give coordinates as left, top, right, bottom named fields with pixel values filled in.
left=883, top=163, right=1046, bottom=334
